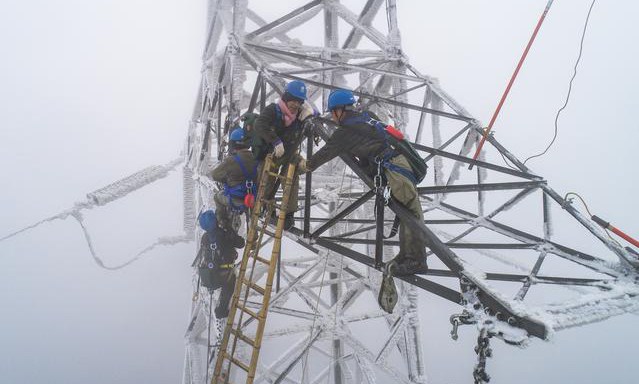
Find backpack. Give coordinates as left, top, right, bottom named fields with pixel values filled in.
left=342, top=112, right=428, bottom=184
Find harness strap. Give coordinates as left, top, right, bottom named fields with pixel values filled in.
left=223, top=155, right=259, bottom=212
left=233, top=154, right=257, bottom=182
left=384, top=160, right=417, bottom=184
left=384, top=216, right=401, bottom=239
left=343, top=112, right=417, bottom=185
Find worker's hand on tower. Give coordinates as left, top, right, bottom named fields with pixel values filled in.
left=273, top=140, right=285, bottom=158
left=298, top=157, right=309, bottom=173
left=298, top=102, right=318, bottom=121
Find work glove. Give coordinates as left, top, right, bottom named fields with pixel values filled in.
left=273, top=139, right=285, bottom=158
left=298, top=157, right=309, bottom=173
left=298, top=102, right=318, bottom=121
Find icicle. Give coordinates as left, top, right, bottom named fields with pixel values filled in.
left=183, top=166, right=196, bottom=236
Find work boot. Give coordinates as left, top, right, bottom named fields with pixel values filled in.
left=389, top=255, right=428, bottom=276
left=284, top=212, right=295, bottom=231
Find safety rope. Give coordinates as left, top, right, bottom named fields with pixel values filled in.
left=524, top=0, right=597, bottom=164
left=206, top=290, right=214, bottom=384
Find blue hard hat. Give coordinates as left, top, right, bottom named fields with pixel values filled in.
left=198, top=210, right=217, bottom=230
left=285, top=80, right=307, bottom=101
left=229, top=127, right=245, bottom=142
left=327, top=89, right=356, bottom=111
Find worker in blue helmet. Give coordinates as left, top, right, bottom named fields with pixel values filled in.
left=298, top=89, right=429, bottom=276
left=210, top=126, right=259, bottom=229
left=196, top=209, right=245, bottom=319
left=252, top=80, right=318, bottom=230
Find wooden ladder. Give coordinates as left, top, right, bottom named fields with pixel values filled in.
left=212, top=154, right=296, bottom=384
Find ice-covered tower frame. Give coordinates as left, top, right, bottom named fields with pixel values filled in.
left=183, top=1, right=639, bottom=383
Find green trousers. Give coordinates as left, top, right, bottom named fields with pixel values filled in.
left=258, top=153, right=301, bottom=213
left=384, top=154, right=427, bottom=259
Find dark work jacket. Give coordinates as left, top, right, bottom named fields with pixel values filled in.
left=307, top=110, right=386, bottom=172
left=198, top=226, right=245, bottom=267
left=210, top=149, right=258, bottom=188
left=253, top=103, right=304, bottom=163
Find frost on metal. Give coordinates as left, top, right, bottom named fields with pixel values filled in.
left=179, top=0, right=639, bottom=383
left=87, top=158, right=183, bottom=206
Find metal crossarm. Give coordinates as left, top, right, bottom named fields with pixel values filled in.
left=179, top=2, right=639, bottom=383
left=212, top=154, right=297, bottom=384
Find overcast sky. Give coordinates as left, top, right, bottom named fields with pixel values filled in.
left=0, top=1, right=637, bottom=383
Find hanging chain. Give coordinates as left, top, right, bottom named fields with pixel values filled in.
left=449, top=310, right=475, bottom=340
left=473, top=325, right=494, bottom=384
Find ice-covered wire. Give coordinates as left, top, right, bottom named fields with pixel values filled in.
left=524, top=0, right=596, bottom=165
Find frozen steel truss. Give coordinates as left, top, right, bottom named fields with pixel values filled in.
left=182, top=1, right=639, bottom=383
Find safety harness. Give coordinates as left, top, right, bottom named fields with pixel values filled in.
left=223, top=154, right=258, bottom=212
left=341, top=112, right=418, bottom=184
left=201, top=231, right=234, bottom=270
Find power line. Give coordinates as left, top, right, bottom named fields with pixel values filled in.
left=524, top=0, right=597, bottom=165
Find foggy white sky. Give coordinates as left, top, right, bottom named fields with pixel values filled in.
left=0, top=1, right=637, bottom=383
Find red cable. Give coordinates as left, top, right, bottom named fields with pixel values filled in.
left=469, top=0, right=555, bottom=169
left=592, top=215, right=639, bottom=248
left=609, top=226, right=639, bottom=248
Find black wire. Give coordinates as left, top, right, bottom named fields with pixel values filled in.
left=498, top=150, right=519, bottom=170
left=524, top=0, right=597, bottom=165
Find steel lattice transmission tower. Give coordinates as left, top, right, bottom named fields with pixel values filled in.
left=182, top=1, right=639, bottom=384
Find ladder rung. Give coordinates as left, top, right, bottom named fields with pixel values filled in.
left=252, top=254, right=271, bottom=265
left=236, top=305, right=260, bottom=319
left=230, top=328, right=257, bottom=348
left=224, top=352, right=250, bottom=372
left=267, top=171, right=285, bottom=179
left=242, top=278, right=265, bottom=295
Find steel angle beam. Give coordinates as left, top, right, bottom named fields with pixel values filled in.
left=246, top=0, right=323, bottom=39
left=417, top=181, right=545, bottom=194
left=342, top=0, right=385, bottom=49
left=310, top=119, right=549, bottom=339
left=423, top=194, right=622, bottom=277
left=287, top=227, right=462, bottom=304
left=319, top=237, right=539, bottom=250
left=246, top=43, right=418, bottom=82
left=412, top=142, right=541, bottom=180
left=279, top=75, right=472, bottom=122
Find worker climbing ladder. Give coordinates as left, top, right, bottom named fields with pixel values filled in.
left=212, top=154, right=297, bottom=384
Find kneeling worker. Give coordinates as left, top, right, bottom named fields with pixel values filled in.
left=299, top=89, right=428, bottom=276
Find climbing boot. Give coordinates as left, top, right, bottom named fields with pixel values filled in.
left=390, top=256, right=428, bottom=276
left=284, top=212, right=295, bottom=231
